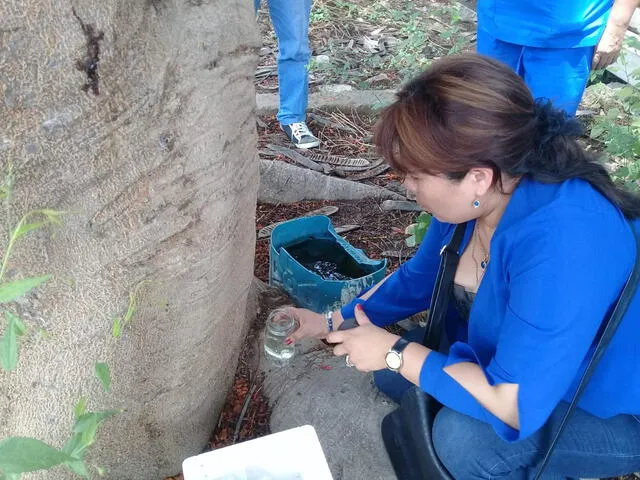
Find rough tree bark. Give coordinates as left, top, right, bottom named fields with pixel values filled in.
left=0, top=0, right=259, bottom=477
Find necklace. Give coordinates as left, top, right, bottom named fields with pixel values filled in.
left=473, top=222, right=490, bottom=276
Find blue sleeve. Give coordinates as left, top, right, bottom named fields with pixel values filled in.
left=419, top=211, right=633, bottom=441
left=340, top=219, right=453, bottom=327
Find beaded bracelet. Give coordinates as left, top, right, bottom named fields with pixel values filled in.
left=325, top=311, right=334, bottom=333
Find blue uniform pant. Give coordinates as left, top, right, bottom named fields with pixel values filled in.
left=476, top=28, right=595, bottom=116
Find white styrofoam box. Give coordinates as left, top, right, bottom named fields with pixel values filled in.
left=182, top=425, right=333, bottom=480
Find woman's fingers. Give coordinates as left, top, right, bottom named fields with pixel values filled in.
left=333, top=343, right=347, bottom=357
left=285, top=309, right=327, bottom=343
left=287, top=323, right=308, bottom=343
left=325, top=331, right=345, bottom=344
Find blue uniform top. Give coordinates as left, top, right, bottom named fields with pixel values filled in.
left=341, top=178, right=640, bottom=441
left=477, top=0, right=614, bottom=48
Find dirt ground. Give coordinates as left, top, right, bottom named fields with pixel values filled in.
left=256, top=0, right=477, bottom=93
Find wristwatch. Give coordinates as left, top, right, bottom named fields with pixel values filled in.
left=385, top=338, right=410, bottom=372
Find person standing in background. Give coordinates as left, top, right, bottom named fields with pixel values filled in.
left=476, top=0, right=639, bottom=115
left=256, top=0, right=320, bottom=149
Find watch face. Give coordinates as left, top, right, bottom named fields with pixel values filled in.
left=385, top=351, right=402, bottom=370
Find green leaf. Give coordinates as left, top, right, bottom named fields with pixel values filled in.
left=1, top=474, right=22, bottom=480
left=615, top=166, right=630, bottom=179
left=0, top=312, right=28, bottom=371
left=63, top=411, right=120, bottom=458
left=38, top=209, right=65, bottom=225
left=618, top=86, right=636, bottom=99
left=111, top=316, right=121, bottom=338
left=414, top=213, right=432, bottom=244
left=9, top=313, right=27, bottom=337
left=74, top=397, right=88, bottom=419
left=404, top=224, right=416, bottom=235
left=94, top=465, right=106, bottom=476
left=64, top=459, right=89, bottom=477
left=94, top=362, right=111, bottom=392
left=627, top=36, right=640, bottom=50
left=606, top=108, right=621, bottom=120
left=0, top=437, right=74, bottom=474
left=589, top=124, right=607, bottom=139
left=11, top=222, right=47, bottom=241
left=405, top=235, right=417, bottom=248
left=0, top=275, right=52, bottom=303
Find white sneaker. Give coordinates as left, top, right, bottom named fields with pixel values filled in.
left=281, top=122, right=320, bottom=149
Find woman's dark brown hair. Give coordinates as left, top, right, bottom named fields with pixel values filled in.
left=375, top=53, right=640, bottom=218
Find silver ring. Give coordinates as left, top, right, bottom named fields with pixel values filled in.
left=345, top=355, right=354, bottom=368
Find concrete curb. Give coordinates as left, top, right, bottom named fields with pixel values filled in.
left=256, top=89, right=397, bottom=116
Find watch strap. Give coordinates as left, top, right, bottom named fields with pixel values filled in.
left=391, top=337, right=410, bottom=354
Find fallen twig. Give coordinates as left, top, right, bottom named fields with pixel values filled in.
left=309, top=112, right=358, bottom=134
left=232, top=382, right=258, bottom=444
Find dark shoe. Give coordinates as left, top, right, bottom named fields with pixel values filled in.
left=281, top=122, right=320, bottom=149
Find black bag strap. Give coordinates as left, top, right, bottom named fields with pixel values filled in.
left=422, top=222, right=467, bottom=349
left=534, top=220, right=640, bottom=479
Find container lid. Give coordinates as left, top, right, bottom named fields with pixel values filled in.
left=182, top=425, right=333, bottom=480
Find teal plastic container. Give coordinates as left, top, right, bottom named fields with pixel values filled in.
left=269, top=215, right=387, bottom=313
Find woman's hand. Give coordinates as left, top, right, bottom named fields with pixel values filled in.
left=325, top=305, right=399, bottom=372
left=592, top=0, right=639, bottom=71
left=283, top=307, right=328, bottom=343
left=593, top=21, right=627, bottom=70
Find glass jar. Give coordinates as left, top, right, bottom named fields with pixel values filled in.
left=264, top=307, right=296, bottom=366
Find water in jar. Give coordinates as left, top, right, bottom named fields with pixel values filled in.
left=264, top=307, right=296, bottom=366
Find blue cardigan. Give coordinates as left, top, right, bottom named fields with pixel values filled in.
left=341, top=178, right=640, bottom=441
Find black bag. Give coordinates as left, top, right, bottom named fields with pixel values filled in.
left=381, top=221, right=640, bottom=480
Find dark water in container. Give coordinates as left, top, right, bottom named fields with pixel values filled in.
left=284, top=238, right=374, bottom=281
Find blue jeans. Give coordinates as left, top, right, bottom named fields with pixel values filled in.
left=374, top=328, right=640, bottom=479
left=476, top=28, right=594, bottom=116
left=256, top=0, right=312, bottom=125
left=434, top=404, right=640, bottom=479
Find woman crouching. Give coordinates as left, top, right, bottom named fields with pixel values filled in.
left=284, top=54, right=640, bottom=479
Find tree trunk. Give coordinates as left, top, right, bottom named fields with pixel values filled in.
left=0, top=0, right=259, bottom=477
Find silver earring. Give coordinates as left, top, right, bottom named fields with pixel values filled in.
left=473, top=200, right=480, bottom=208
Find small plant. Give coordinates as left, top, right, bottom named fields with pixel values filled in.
left=0, top=209, right=64, bottom=372
left=390, top=13, right=431, bottom=80
left=0, top=374, right=121, bottom=479
left=334, top=0, right=358, bottom=18
left=363, top=3, right=388, bottom=22
left=111, top=280, right=150, bottom=339
left=310, top=2, right=330, bottom=24
left=588, top=38, right=640, bottom=189
left=0, top=208, right=141, bottom=478
left=434, top=4, right=472, bottom=56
